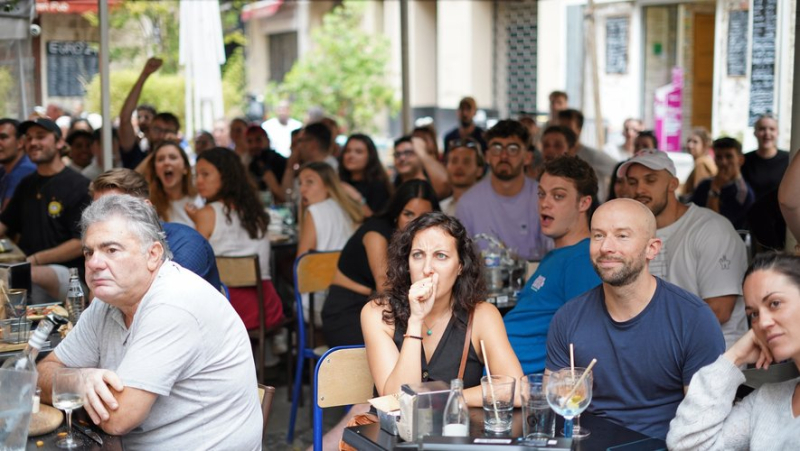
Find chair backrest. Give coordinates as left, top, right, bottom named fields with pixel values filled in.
left=315, top=346, right=374, bottom=409
left=216, top=255, right=262, bottom=288
left=294, top=251, right=341, bottom=295
left=258, top=384, right=276, bottom=438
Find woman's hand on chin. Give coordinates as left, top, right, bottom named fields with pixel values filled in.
left=408, top=273, right=438, bottom=321
left=724, top=329, right=773, bottom=369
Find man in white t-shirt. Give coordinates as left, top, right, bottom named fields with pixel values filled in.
left=36, top=194, right=261, bottom=450
left=619, top=149, right=748, bottom=348
left=262, top=100, right=302, bottom=158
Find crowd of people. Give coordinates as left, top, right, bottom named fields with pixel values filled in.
left=0, top=56, right=797, bottom=447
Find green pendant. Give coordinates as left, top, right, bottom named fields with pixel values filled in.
left=426, top=329, right=433, bottom=336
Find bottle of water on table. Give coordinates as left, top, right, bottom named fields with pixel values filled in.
left=65, top=268, right=85, bottom=324
left=442, top=378, right=470, bottom=437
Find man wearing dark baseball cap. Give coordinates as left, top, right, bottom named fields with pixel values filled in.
left=621, top=148, right=748, bottom=350
left=18, top=117, right=63, bottom=140
left=0, top=116, right=91, bottom=303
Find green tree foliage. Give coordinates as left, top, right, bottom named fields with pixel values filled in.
left=222, top=46, right=246, bottom=117
left=84, top=2, right=180, bottom=74
left=267, top=0, right=397, bottom=133
left=0, top=67, right=17, bottom=118
left=82, top=1, right=248, bottom=120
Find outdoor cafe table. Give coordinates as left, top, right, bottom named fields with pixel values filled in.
left=342, top=410, right=667, bottom=451
left=26, top=410, right=122, bottom=450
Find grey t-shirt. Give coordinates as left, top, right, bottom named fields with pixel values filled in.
left=650, top=204, right=748, bottom=349
left=55, top=261, right=262, bottom=450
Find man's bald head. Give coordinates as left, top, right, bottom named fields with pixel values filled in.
left=590, top=198, right=661, bottom=287
left=594, top=198, right=657, bottom=239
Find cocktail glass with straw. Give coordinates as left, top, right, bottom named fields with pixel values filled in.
left=545, top=361, right=595, bottom=439
left=569, top=344, right=590, bottom=439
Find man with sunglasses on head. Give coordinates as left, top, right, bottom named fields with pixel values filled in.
left=392, top=135, right=450, bottom=200
left=456, top=120, right=551, bottom=260
left=439, top=138, right=484, bottom=216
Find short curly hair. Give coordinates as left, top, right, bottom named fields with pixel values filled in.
left=484, top=119, right=530, bottom=149
left=374, top=212, right=486, bottom=330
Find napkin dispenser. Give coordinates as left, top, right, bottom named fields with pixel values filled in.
left=0, top=262, right=31, bottom=295
left=400, top=380, right=450, bottom=442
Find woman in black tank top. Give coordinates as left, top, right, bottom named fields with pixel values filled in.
left=362, top=212, right=523, bottom=406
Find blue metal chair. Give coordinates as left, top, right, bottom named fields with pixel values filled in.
left=313, top=346, right=374, bottom=450
left=286, top=250, right=341, bottom=443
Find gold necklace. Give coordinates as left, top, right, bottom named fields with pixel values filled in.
left=35, top=175, right=57, bottom=200
left=422, top=310, right=450, bottom=336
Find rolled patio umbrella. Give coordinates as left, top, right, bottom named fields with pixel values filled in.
left=179, top=0, right=226, bottom=141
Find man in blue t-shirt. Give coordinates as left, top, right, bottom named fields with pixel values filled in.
left=504, top=156, right=601, bottom=374
left=0, top=118, right=36, bottom=212
left=546, top=199, right=724, bottom=440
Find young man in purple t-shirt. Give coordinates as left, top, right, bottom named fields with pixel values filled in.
left=455, top=119, right=550, bottom=260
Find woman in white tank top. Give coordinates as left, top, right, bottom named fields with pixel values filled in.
left=296, top=162, right=364, bottom=325
left=187, top=148, right=284, bottom=331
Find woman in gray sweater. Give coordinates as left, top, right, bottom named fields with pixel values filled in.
left=667, top=252, right=800, bottom=450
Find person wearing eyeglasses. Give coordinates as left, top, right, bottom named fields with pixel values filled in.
left=392, top=135, right=451, bottom=200
left=455, top=119, right=551, bottom=261
left=439, top=138, right=485, bottom=216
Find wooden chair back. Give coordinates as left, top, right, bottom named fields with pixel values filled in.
left=216, top=255, right=261, bottom=288
left=216, top=255, right=266, bottom=384
left=295, top=251, right=340, bottom=295
left=316, top=346, right=374, bottom=408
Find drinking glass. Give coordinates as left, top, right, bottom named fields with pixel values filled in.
left=5, top=289, right=27, bottom=319
left=52, top=368, right=85, bottom=449
left=520, top=374, right=556, bottom=441
left=545, top=367, right=593, bottom=439
left=480, top=375, right=515, bottom=434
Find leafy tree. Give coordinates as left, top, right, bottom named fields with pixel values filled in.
left=0, top=67, right=18, bottom=118
left=82, top=0, right=248, bottom=119
left=266, top=0, right=397, bottom=133
left=84, top=2, right=180, bottom=74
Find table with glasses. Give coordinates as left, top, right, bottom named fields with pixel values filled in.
left=26, top=411, right=122, bottom=450
left=342, top=410, right=666, bottom=451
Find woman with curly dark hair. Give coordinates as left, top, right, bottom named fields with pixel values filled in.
left=338, top=133, right=392, bottom=215
left=187, top=147, right=283, bottom=331
left=362, top=212, right=522, bottom=405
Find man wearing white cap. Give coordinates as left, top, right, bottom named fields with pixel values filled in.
left=619, top=149, right=748, bottom=349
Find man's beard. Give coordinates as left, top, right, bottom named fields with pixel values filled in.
left=592, top=250, right=647, bottom=287
left=636, top=187, right=669, bottom=218
left=492, top=162, right=522, bottom=181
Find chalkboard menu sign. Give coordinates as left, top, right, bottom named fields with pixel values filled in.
left=606, top=16, right=628, bottom=74
left=46, top=41, right=99, bottom=97
left=748, top=0, right=777, bottom=125
left=727, top=10, right=748, bottom=77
